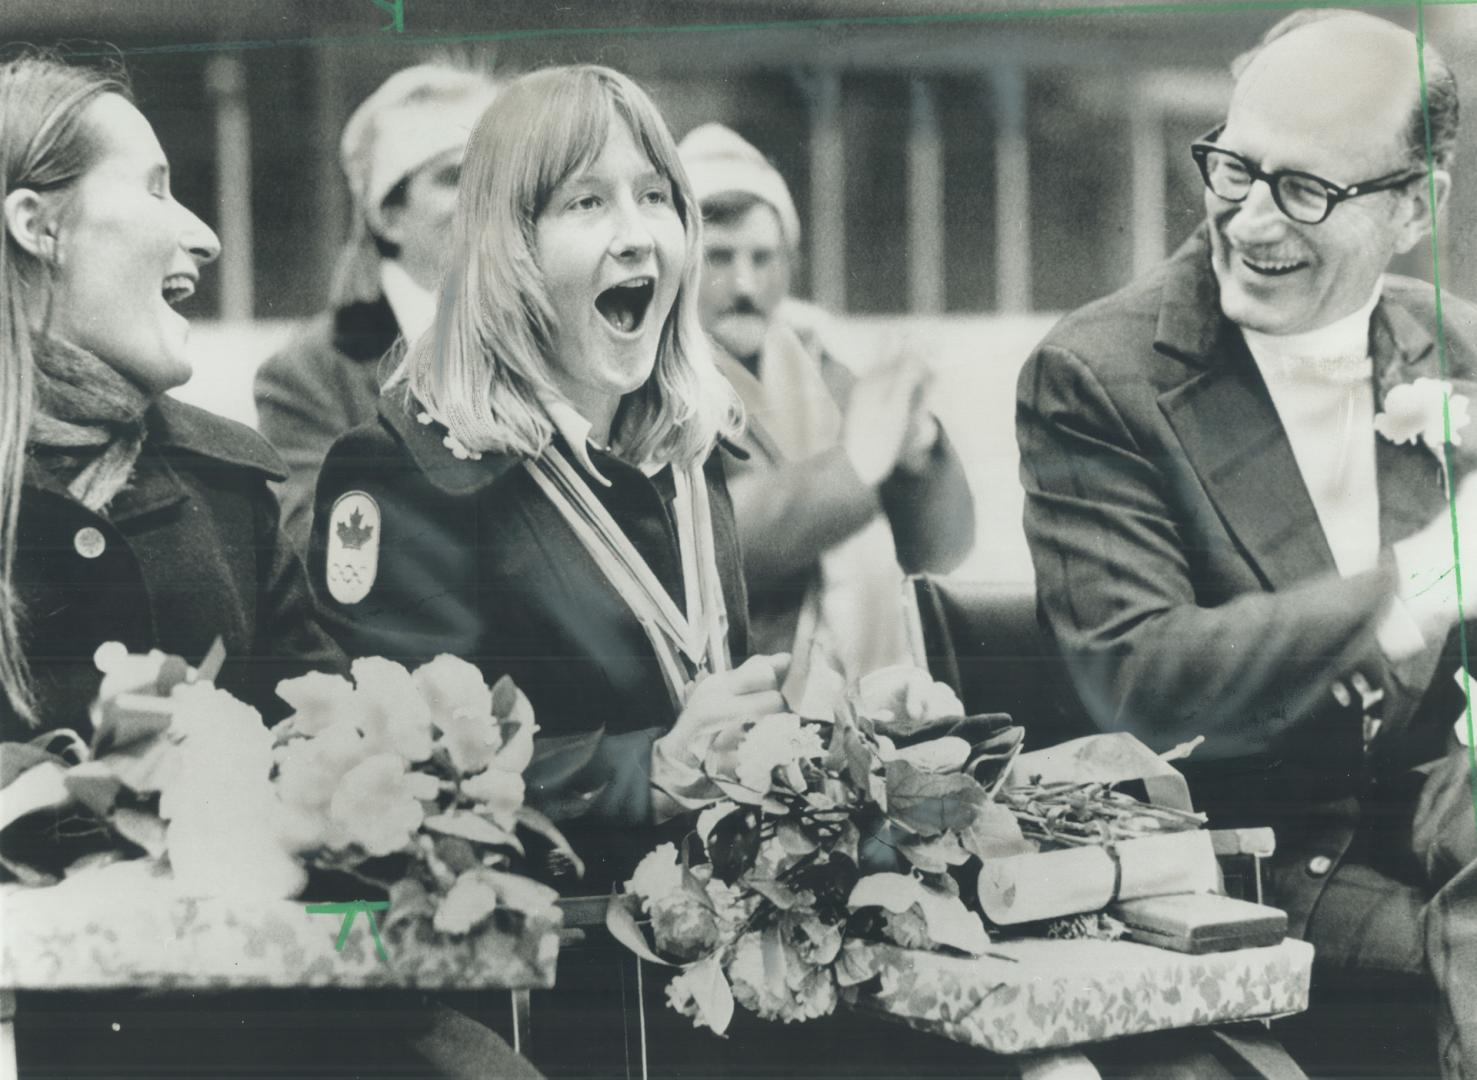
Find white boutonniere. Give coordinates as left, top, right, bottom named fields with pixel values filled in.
left=1375, top=377, right=1471, bottom=452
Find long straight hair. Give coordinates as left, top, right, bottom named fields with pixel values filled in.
left=403, top=64, right=741, bottom=467
left=0, top=52, right=129, bottom=723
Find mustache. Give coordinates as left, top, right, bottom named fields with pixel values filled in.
left=720, top=297, right=763, bottom=318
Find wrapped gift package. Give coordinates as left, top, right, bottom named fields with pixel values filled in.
left=1110, top=893, right=1288, bottom=954
left=848, top=936, right=1313, bottom=1055
left=2, top=861, right=561, bottom=992
left=978, top=733, right=1231, bottom=925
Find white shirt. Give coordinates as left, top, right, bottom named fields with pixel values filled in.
left=1241, top=281, right=1424, bottom=659
left=379, top=260, right=438, bottom=344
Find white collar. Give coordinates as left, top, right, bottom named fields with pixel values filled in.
left=379, top=260, right=438, bottom=343
left=541, top=398, right=667, bottom=485
left=1241, top=278, right=1383, bottom=384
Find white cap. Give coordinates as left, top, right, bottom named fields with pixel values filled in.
left=678, top=123, right=801, bottom=250
left=340, top=64, right=497, bottom=227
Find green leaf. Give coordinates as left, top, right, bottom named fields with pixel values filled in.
left=110, top=807, right=167, bottom=858
left=424, top=811, right=522, bottom=852
left=684, top=953, right=736, bottom=1036
left=2, top=742, right=68, bottom=789
left=0, top=762, right=71, bottom=831
left=605, top=891, right=675, bottom=966
left=515, top=805, right=585, bottom=880
left=883, top=760, right=988, bottom=837
left=65, top=763, right=123, bottom=816
left=957, top=800, right=1036, bottom=861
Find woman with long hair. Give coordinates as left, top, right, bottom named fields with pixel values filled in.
left=0, top=53, right=344, bottom=737
left=312, top=64, right=788, bottom=888
left=0, top=52, right=545, bottom=1079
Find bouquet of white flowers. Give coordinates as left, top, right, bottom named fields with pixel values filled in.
left=607, top=665, right=1029, bottom=1035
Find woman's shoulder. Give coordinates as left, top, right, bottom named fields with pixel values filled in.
left=318, top=395, right=527, bottom=504
left=149, top=397, right=286, bottom=481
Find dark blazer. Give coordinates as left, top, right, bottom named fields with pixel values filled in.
left=309, top=397, right=750, bottom=888
left=254, top=295, right=400, bottom=552
left=7, top=396, right=345, bottom=741
left=1017, top=228, right=1477, bottom=934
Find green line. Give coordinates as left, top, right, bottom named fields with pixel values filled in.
left=1416, top=0, right=1477, bottom=841
left=65, top=0, right=1477, bottom=61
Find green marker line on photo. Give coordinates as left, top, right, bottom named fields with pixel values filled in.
left=306, top=900, right=392, bottom=964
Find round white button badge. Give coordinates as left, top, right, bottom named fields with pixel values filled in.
left=74, top=526, right=106, bottom=559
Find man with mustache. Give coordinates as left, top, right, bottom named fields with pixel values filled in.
left=255, top=64, right=495, bottom=551
left=679, top=124, right=974, bottom=682
left=1017, top=10, right=1477, bottom=1074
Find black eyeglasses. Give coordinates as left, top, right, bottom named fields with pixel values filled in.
left=1189, top=126, right=1426, bottom=225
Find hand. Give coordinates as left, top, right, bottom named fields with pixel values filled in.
left=656, top=653, right=792, bottom=769
left=842, top=354, right=932, bottom=487
left=894, top=407, right=941, bottom=476
left=1394, top=474, right=1477, bottom=636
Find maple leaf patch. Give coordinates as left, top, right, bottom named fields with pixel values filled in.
left=337, top=508, right=374, bottom=550
left=326, top=492, right=380, bottom=605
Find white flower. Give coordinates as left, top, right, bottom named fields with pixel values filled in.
left=665, top=954, right=735, bottom=1035
left=460, top=765, right=525, bottom=830
left=416, top=411, right=434, bottom=426
left=274, top=672, right=359, bottom=738
left=1376, top=377, right=1471, bottom=450
left=434, top=869, right=501, bottom=935
left=734, top=714, right=825, bottom=793
left=627, top=842, right=686, bottom=907
left=350, top=657, right=434, bottom=762
left=329, top=753, right=439, bottom=857
left=848, top=872, right=990, bottom=954
left=853, top=666, right=964, bottom=737
left=273, top=721, right=369, bottom=815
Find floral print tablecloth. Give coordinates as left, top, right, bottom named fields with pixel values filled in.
left=848, top=937, right=1313, bottom=1055
left=1, top=862, right=560, bottom=991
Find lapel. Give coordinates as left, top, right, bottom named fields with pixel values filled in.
left=1371, top=298, right=1453, bottom=548
left=1155, top=233, right=1337, bottom=590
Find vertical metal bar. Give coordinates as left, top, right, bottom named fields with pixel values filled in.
left=205, top=55, right=254, bottom=320
left=1129, top=89, right=1168, bottom=278
left=804, top=70, right=847, bottom=313
left=907, top=78, right=946, bottom=314
left=509, top=989, right=531, bottom=1056
left=990, top=66, right=1032, bottom=313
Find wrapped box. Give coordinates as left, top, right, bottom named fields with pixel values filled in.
left=848, top=936, right=1313, bottom=1055
left=979, top=733, right=1227, bottom=926
left=2, top=861, right=560, bottom=992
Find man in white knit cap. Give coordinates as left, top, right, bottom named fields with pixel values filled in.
left=255, top=64, right=495, bottom=549
left=678, top=123, right=974, bottom=683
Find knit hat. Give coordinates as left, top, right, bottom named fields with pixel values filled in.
left=678, top=123, right=801, bottom=250
left=332, top=64, right=496, bottom=306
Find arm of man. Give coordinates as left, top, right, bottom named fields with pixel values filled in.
left=1018, top=342, right=1393, bottom=765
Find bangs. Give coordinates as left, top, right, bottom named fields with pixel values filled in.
left=517, top=67, right=690, bottom=226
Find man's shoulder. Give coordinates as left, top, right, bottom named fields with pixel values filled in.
left=255, top=311, right=341, bottom=396
left=1038, top=265, right=1171, bottom=364
left=1382, top=275, right=1477, bottom=339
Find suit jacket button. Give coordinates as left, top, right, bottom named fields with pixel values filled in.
left=1306, top=855, right=1334, bottom=877
left=74, top=526, right=107, bottom=559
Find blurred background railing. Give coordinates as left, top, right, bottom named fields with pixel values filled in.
left=19, top=0, right=1477, bottom=583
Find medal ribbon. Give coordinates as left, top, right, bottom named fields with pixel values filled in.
left=524, top=447, right=730, bottom=707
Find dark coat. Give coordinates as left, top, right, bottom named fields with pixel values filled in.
left=1016, top=227, right=1477, bottom=936
left=309, top=397, right=750, bottom=888
left=254, top=295, right=400, bottom=552
left=6, top=396, right=346, bottom=742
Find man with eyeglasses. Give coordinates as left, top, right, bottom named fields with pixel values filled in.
left=1018, top=10, right=1477, bottom=1075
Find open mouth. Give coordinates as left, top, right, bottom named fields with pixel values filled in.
left=594, top=277, right=655, bottom=335
left=1240, top=255, right=1306, bottom=278
left=161, top=274, right=197, bottom=307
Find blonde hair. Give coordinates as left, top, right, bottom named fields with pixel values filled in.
left=402, top=64, right=741, bottom=468
left=0, top=51, right=129, bottom=723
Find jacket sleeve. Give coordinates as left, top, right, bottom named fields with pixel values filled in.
left=248, top=482, right=349, bottom=721
left=254, top=336, right=351, bottom=555
left=879, top=422, right=976, bottom=574
left=1017, top=342, right=1394, bottom=768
